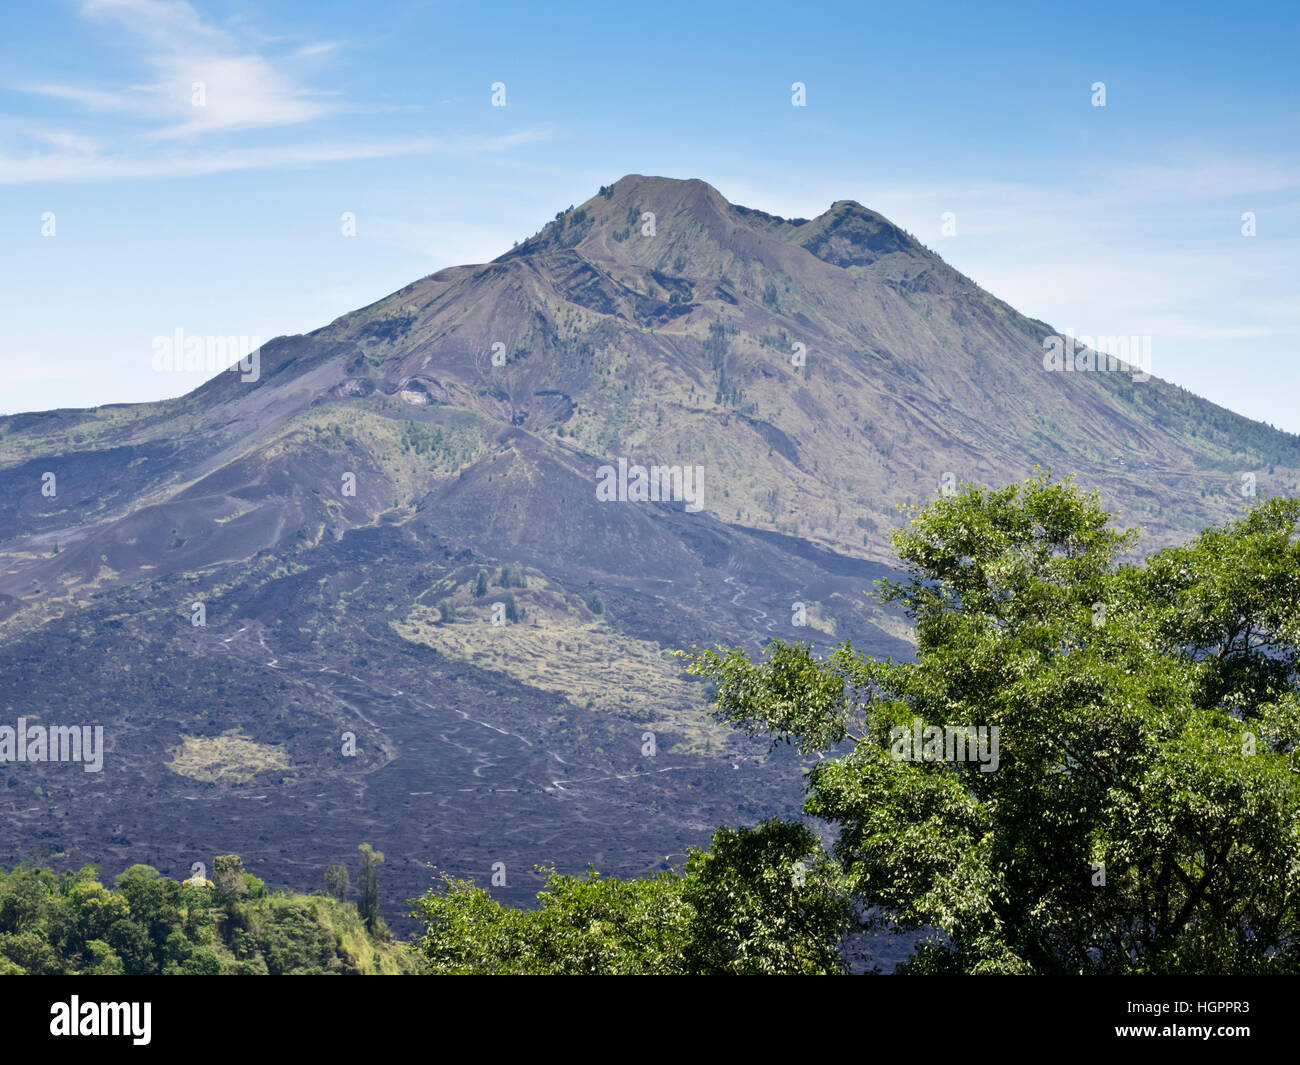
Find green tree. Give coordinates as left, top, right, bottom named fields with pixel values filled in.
left=686, top=472, right=1300, bottom=974
left=112, top=865, right=183, bottom=972
left=681, top=821, right=849, bottom=975
left=357, top=843, right=384, bottom=934
left=495, top=565, right=526, bottom=589
left=0, top=857, right=417, bottom=975
left=412, top=821, right=848, bottom=974
left=474, top=569, right=489, bottom=598
left=212, top=855, right=249, bottom=906
left=325, top=862, right=350, bottom=902
left=80, top=938, right=125, bottom=975
left=0, top=930, right=60, bottom=974
left=415, top=866, right=687, bottom=975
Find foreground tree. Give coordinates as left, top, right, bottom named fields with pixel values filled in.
left=0, top=858, right=415, bottom=974
left=412, top=821, right=849, bottom=974
left=687, top=473, right=1300, bottom=973
left=324, top=862, right=350, bottom=903
left=357, top=843, right=385, bottom=935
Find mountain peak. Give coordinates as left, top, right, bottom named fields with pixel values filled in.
left=605, top=173, right=721, bottom=197
left=495, top=174, right=929, bottom=287
left=791, top=197, right=924, bottom=269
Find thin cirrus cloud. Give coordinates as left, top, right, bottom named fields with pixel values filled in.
left=28, top=54, right=330, bottom=139
left=5, top=0, right=547, bottom=185
left=0, top=131, right=550, bottom=185
left=27, top=0, right=333, bottom=138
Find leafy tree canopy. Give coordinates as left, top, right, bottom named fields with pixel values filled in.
left=687, top=472, right=1300, bottom=973
left=412, top=820, right=850, bottom=974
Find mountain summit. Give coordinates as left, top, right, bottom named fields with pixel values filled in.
left=1, top=175, right=1297, bottom=919
left=134, top=172, right=1299, bottom=567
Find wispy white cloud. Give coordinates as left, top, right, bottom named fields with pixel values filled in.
left=292, top=41, right=342, bottom=60
left=29, top=127, right=102, bottom=156
left=26, top=0, right=333, bottom=138
left=0, top=130, right=551, bottom=185
left=4, top=0, right=552, bottom=184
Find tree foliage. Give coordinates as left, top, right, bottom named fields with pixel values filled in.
left=325, top=862, right=350, bottom=903
left=412, top=821, right=850, bottom=974
left=687, top=472, right=1300, bottom=973
left=0, top=858, right=415, bottom=975
left=357, top=843, right=385, bottom=935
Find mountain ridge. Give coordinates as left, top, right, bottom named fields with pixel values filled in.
left=3, top=174, right=1297, bottom=626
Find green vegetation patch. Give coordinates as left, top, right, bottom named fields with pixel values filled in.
left=165, top=728, right=290, bottom=784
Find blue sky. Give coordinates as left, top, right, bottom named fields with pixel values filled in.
left=2, top=0, right=1297, bottom=429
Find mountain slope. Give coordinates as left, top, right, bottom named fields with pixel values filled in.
left=0, top=174, right=1294, bottom=924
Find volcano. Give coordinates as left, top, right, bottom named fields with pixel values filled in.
left=1, top=174, right=1295, bottom=927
